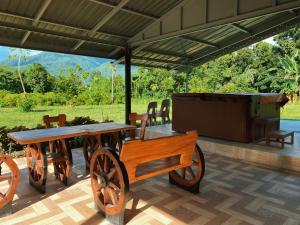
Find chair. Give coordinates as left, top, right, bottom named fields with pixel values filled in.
left=128, top=113, right=148, bottom=140
left=147, top=101, right=157, bottom=126
left=43, top=114, right=66, bottom=128
left=43, top=114, right=73, bottom=165
left=156, top=99, right=170, bottom=124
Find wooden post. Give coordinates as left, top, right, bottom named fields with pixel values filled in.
left=125, top=47, right=132, bottom=125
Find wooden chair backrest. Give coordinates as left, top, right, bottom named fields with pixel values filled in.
left=147, top=101, right=157, bottom=116
left=129, top=113, right=148, bottom=140
left=160, top=99, right=170, bottom=114
left=120, top=131, right=197, bottom=184
left=43, top=114, right=66, bottom=128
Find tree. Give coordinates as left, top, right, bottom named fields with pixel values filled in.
left=0, top=66, right=22, bottom=93
left=24, top=63, right=54, bottom=93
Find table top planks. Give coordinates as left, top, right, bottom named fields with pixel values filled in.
left=8, top=123, right=135, bottom=145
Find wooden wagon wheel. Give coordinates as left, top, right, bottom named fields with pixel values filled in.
left=0, top=155, right=19, bottom=209
left=26, top=144, right=47, bottom=193
left=90, top=147, right=129, bottom=217
left=83, top=136, right=97, bottom=170
left=52, top=140, right=70, bottom=185
left=169, top=144, right=205, bottom=193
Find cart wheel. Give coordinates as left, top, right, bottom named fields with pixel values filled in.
left=83, top=136, right=96, bottom=170
left=0, top=155, right=20, bottom=209
left=52, top=141, right=70, bottom=185
left=169, top=144, right=205, bottom=193
left=26, top=144, right=47, bottom=193
left=90, top=147, right=129, bottom=216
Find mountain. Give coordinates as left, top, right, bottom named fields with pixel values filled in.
left=0, top=47, right=9, bottom=61
left=0, top=46, right=112, bottom=75
left=0, top=46, right=138, bottom=76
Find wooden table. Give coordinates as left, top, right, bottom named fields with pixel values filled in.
left=8, top=123, right=135, bottom=193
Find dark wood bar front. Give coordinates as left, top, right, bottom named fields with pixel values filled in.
left=172, top=93, right=288, bottom=143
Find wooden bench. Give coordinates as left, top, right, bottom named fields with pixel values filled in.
left=267, top=130, right=294, bottom=148
left=89, top=130, right=205, bottom=225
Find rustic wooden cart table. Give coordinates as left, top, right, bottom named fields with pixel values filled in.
left=7, top=123, right=135, bottom=194
left=7, top=123, right=205, bottom=225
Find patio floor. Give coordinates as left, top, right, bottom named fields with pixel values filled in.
left=2, top=142, right=300, bottom=224
left=146, top=121, right=300, bottom=173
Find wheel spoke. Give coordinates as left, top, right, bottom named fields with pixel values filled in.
left=108, top=182, right=120, bottom=192
left=181, top=168, right=186, bottom=179
left=186, top=166, right=195, bottom=178
left=107, top=168, right=116, bottom=180
left=192, top=160, right=199, bottom=166
left=107, top=187, right=118, bottom=205
left=93, top=171, right=100, bottom=178
left=104, top=156, right=109, bottom=173
left=97, top=158, right=104, bottom=173
left=0, top=175, right=11, bottom=182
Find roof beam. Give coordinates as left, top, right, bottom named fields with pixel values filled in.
left=0, top=36, right=113, bottom=60
left=0, top=21, right=125, bottom=48
left=191, top=14, right=300, bottom=66
left=73, top=0, right=130, bottom=51
left=116, top=47, right=191, bottom=64
left=132, top=56, right=191, bottom=67
left=0, top=11, right=130, bottom=40
left=132, top=62, right=170, bottom=70
left=21, top=0, right=52, bottom=45
left=112, top=0, right=186, bottom=59
left=230, top=23, right=252, bottom=34
left=129, top=0, right=300, bottom=47
left=88, top=0, right=159, bottom=20
left=179, top=36, right=219, bottom=48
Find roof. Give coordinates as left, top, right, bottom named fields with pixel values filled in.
left=0, top=0, right=299, bottom=69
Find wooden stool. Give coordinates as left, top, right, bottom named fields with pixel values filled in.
left=268, top=130, right=294, bottom=148
left=253, top=117, right=280, bottom=144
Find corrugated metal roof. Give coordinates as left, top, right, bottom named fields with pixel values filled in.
left=0, top=0, right=298, bottom=68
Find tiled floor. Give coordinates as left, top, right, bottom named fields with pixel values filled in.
left=2, top=146, right=300, bottom=225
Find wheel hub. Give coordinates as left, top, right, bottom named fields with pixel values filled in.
left=100, top=175, right=108, bottom=187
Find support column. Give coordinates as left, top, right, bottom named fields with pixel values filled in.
left=125, top=47, right=132, bottom=124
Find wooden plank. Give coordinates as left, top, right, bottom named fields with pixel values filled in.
left=8, top=123, right=135, bottom=145
left=120, top=131, right=197, bottom=183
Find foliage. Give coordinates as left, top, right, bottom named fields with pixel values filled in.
left=66, top=116, right=98, bottom=126
left=24, top=63, right=54, bottom=93
left=0, top=28, right=298, bottom=107
left=17, top=95, right=35, bottom=112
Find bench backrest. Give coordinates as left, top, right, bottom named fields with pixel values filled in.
left=129, top=113, right=148, bottom=140
left=120, top=130, right=197, bottom=184
left=43, top=114, right=66, bottom=128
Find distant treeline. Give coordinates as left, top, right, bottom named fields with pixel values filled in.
left=0, top=27, right=299, bottom=107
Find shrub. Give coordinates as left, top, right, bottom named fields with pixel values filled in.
left=17, top=95, right=35, bottom=112
left=66, top=116, right=98, bottom=126
left=1, top=93, right=20, bottom=107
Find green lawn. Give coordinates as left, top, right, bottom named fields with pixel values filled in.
left=0, top=100, right=299, bottom=128
left=0, top=102, right=150, bottom=128
left=281, top=101, right=300, bottom=120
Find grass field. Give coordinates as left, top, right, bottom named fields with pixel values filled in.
left=281, top=101, right=300, bottom=120
left=0, top=102, right=150, bottom=128
left=0, top=100, right=299, bottom=128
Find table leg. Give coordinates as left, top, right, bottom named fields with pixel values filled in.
left=26, top=143, right=47, bottom=194
left=83, top=135, right=103, bottom=171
